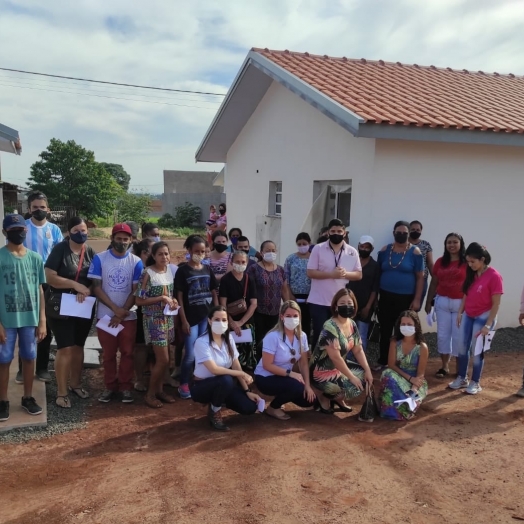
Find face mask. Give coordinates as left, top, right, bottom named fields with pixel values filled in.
left=150, top=236, right=161, bottom=243
left=263, top=252, right=277, bottom=262
left=185, top=253, right=191, bottom=260
left=192, top=254, right=204, bottom=263
left=202, top=259, right=210, bottom=265
left=211, top=321, right=228, bottom=335
left=31, top=209, right=47, bottom=221
left=213, top=243, right=228, bottom=253
left=394, top=232, right=409, bottom=244
left=297, top=245, right=309, bottom=254
left=232, top=263, right=246, bottom=273
left=283, top=317, right=300, bottom=330
left=240, top=248, right=250, bottom=255
left=337, top=305, right=355, bottom=318
left=329, top=234, right=344, bottom=245
left=218, top=209, right=225, bottom=215
left=6, top=230, right=26, bottom=245
left=400, top=325, right=416, bottom=337
left=409, top=231, right=421, bottom=240
left=231, top=237, right=238, bottom=245
left=358, top=249, right=371, bottom=259
left=70, top=231, right=88, bottom=244
left=112, top=241, right=128, bottom=254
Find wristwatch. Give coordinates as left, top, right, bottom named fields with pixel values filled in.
left=286, top=369, right=291, bottom=377
left=244, top=388, right=252, bottom=394
left=484, top=325, right=491, bottom=329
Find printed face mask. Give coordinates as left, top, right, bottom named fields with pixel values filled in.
left=263, top=252, right=277, bottom=262
left=283, top=317, right=300, bottom=330
left=112, top=241, right=128, bottom=253
left=400, top=325, right=416, bottom=337
left=211, top=321, right=228, bottom=335
left=192, top=254, right=204, bottom=263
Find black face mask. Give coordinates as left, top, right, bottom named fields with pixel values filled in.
left=218, top=208, right=225, bottom=215
left=70, top=231, right=88, bottom=244
left=337, top=305, right=355, bottom=318
left=394, top=232, right=409, bottom=244
left=240, top=248, right=250, bottom=254
left=358, top=249, right=372, bottom=259
left=31, top=209, right=47, bottom=222
left=213, top=243, right=228, bottom=253
left=329, top=234, right=344, bottom=245
left=409, top=231, right=421, bottom=240
left=112, top=241, right=128, bottom=253
left=6, top=230, right=27, bottom=245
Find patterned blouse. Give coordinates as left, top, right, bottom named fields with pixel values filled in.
left=247, top=263, right=286, bottom=316
left=284, top=253, right=311, bottom=296
left=209, top=253, right=231, bottom=278
left=414, top=240, right=433, bottom=280
left=135, top=266, right=175, bottom=317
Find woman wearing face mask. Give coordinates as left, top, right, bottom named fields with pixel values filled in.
left=141, top=223, right=161, bottom=243
left=209, top=230, right=230, bottom=282
left=375, top=221, right=424, bottom=369
left=216, top=204, right=227, bottom=232
left=309, top=289, right=373, bottom=414
left=254, top=301, right=315, bottom=420
left=409, top=220, right=434, bottom=304
left=227, top=228, right=242, bottom=251
left=379, top=310, right=428, bottom=420
left=44, top=217, right=96, bottom=408
left=174, top=235, right=219, bottom=399
left=247, top=241, right=289, bottom=354
left=219, top=251, right=258, bottom=370
left=190, top=306, right=260, bottom=431
left=284, top=233, right=312, bottom=337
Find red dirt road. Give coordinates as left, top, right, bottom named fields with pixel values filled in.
left=2, top=354, right=524, bottom=524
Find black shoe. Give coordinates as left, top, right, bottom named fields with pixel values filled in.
left=208, top=405, right=230, bottom=431
left=122, top=391, right=134, bottom=403
left=98, top=390, right=114, bottom=403
left=330, top=400, right=353, bottom=413
left=0, top=400, right=9, bottom=421
left=36, top=370, right=52, bottom=383
left=14, top=371, right=23, bottom=384
left=313, top=399, right=334, bottom=415
left=21, top=396, right=43, bottom=416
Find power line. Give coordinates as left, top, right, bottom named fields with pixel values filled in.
left=0, top=67, right=227, bottom=97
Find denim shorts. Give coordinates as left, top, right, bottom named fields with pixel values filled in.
left=0, top=326, right=37, bottom=364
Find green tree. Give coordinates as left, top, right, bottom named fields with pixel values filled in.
left=99, top=162, right=131, bottom=191
left=116, top=192, right=152, bottom=225
left=28, top=139, right=120, bottom=218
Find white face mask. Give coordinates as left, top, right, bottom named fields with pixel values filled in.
left=192, top=254, right=204, bottom=263
left=263, top=252, right=277, bottom=262
left=400, top=325, right=416, bottom=337
left=211, top=321, right=228, bottom=335
left=297, top=245, right=309, bottom=254
left=232, top=263, right=246, bottom=273
left=283, top=317, right=300, bottom=330
left=150, top=236, right=161, bottom=243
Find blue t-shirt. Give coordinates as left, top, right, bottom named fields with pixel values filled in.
left=23, top=219, right=63, bottom=263
left=377, top=245, right=424, bottom=295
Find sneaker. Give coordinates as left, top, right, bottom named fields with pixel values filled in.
left=14, top=371, right=23, bottom=384
left=178, top=384, right=191, bottom=400
left=448, top=376, right=469, bottom=390
left=36, top=370, right=52, bottom=383
left=0, top=400, right=9, bottom=421
left=98, top=390, right=114, bottom=403
left=516, top=386, right=524, bottom=398
left=122, top=391, right=134, bottom=403
left=207, top=405, right=230, bottom=431
left=21, top=396, right=43, bottom=416
left=465, top=381, right=482, bottom=395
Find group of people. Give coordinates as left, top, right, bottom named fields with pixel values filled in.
left=0, top=191, right=521, bottom=431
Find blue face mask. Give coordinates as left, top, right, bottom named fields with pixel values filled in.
left=231, top=237, right=238, bottom=246
left=70, top=231, right=88, bottom=244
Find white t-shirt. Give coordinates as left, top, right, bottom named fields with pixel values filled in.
left=254, top=330, right=309, bottom=377
left=194, top=334, right=240, bottom=379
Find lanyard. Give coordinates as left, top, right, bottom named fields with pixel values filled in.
left=329, top=244, right=343, bottom=268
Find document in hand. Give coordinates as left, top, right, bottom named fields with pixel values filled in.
left=163, top=304, right=179, bottom=316
left=60, top=294, right=96, bottom=319
left=474, top=331, right=495, bottom=356
left=257, top=398, right=265, bottom=412
left=393, top=396, right=418, bottom=411
left=96, top=315, right=125, bottom=337
left=231, top=329, right=253, bottom=344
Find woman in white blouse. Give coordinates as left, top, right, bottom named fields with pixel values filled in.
left=254, top=300, right=315, bottom=420
left=190, top=306, right=261, bottom=431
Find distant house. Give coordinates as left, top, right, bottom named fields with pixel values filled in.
left=162, top=169, right=225, bottom=226
left=196, top=48, right=524, bottom=326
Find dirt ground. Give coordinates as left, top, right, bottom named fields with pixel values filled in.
left=88, top=238, right=186, bottom=256
left=2, top=353, right=524, bottom=524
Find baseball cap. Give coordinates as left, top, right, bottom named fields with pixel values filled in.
left=112, top=223, right=133, bottom=236
left=359, top=235, right=374, bottom=247
left=3, top=214, right=27, bottom=231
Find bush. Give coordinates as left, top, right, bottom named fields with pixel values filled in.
left=158, top=213, right=177, bottom=230
left=116, top=192, right=152, bottom=225
left=159, top=203, right=201, bottom=229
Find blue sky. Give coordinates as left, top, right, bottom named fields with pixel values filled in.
left=1, top=0, right=523, bottom=192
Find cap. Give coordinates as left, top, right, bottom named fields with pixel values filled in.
left=3, top=214, right=27, bottom=231
left=112, top=223, right=133, bottom=236
left=359, top=235, right=374, bottom=247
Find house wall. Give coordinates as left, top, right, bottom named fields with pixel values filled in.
left=162, top=192, right=226, bottom=226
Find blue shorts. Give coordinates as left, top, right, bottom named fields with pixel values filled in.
left=0, top=327, right=37, bottom=364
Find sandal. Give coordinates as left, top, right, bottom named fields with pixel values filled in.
left=69, top=386, right=89, bottom=399
left=435, top=368, right=449, bottom=378
left=156, top=392, right=176, bottom=404
left=56, top=395, right=71, bottom=409
left=134, top=382, right=147, bottom=392
left=145, top=396, right=163, bottom=408
left=313, top=399, right=334, bottom=415
left=330, top=400, right=353, bottom=413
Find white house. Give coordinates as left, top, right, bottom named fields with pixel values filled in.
left=195, top=48, right=524, bottom=327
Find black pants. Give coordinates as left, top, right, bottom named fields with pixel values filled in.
left=254, top=311, right=279, bottom=358
left=190, top=375, right=257, bottom=414
left=19, top=320, right=52, bottom=374
left=294, top=295, right=311, bottom=341
left=377, top=289, right=414, bottom=365
left=255, top=374, right=314, bottom=409
left=309, top=303, right=332, bottom=351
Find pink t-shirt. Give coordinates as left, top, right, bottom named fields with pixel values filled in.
left=307, top=241, right=362, bottom=306
left=464, top=267, right=503, bottom=317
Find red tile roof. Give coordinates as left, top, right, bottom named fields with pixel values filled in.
left=253, top=48, right=524, bottom=134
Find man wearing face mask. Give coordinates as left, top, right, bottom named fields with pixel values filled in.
left=307, top=219, right=362, bottom=350
left=88, top=224, right=144, bottom=403
left=346, top=236, right=380, bottom=352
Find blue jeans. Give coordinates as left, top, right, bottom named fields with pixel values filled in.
left=180, top=318, right=208, bottom=385
left=457, top=311, right=495, bottom=383
left=356, top=320, right=369, bottom=351
left=0, top=326, right=37, bottom=364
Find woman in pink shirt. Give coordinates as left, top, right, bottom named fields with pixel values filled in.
left=448, top=243, right=503, bottom=395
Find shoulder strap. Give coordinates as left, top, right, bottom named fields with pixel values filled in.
left=242, top=274, right=248, bottom=299
left=74, top=244, right=86, bottom=282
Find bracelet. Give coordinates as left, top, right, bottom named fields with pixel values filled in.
left=408, top=377, right=412, bottom=384
left=244, top=388, right=251, bottom=394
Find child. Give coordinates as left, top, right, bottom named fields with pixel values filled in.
left=0, top=214, right=47, bottom=422
left=206, top=205, right=217, bottom=228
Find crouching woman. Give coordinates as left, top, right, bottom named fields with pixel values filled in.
left=190, top=306, right=260, bottom=431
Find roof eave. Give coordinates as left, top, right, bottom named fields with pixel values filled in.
left=0, top=123, right=21, bottom=155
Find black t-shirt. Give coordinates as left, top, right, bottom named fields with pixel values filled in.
left=219, top=271, right=257, bottom=321
left=45, top=240, right=96, bottom=292
left=174, top=264, right=218, bottom=327
left=346, top=257, right=380, bottom=322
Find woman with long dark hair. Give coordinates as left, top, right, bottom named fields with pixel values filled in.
left=190, top=306, right=260, bottom=431
left=448, top=243, right=503, bottom=395
left=425, top=233, right=467, bottom=378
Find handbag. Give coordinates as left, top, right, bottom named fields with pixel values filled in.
left=227, top=274, right=249, bottom=317
left=45, top=244, right=86, bottom=321
left=358, top=383, right=379, bottom=423
left=367, top=310, right=380, bottom=343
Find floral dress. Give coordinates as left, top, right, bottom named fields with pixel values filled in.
left=379, top=342, right=428, bottom=420
left=135, top=266, right=175, bottom=347
left=309, top=319, right=365, bottom=401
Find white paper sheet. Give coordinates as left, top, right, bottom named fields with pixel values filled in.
left=232, top=329, right=253, bottom=344
left=295, top=298, right=307, bottom=304
left=257, top=398, right=265, bottom=412
left=394, top=397, right=418, bottom=411
left=426, top=307, right=435, bottom=327
left=474, top=330, right=495, bottom=356
left=163, top=304, right=179, bottom=316
left=96, top=315, right=125, bottom=336
left=60, top=294, right=96, bottom=319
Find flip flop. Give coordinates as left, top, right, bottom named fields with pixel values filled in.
left=156, top=392, right=176, bottom=404
left=69, top=386, right=89, bottom=399
left=134, top=382, right=147, bottom=392
left=56, top=395, right=71, bottom=409
left=265, top=407, right=291, bottom=420
left=435, top=368, right=449, bottom=378
left=145, top=396, right=163, bottom=409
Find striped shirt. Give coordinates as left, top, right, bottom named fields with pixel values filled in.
left=24, top=219, right=64, bottom=263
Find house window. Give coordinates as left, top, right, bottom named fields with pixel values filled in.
left=268, top=181, right=282, bottom=216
